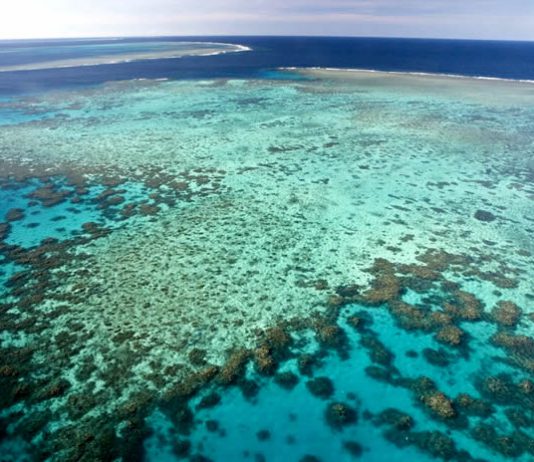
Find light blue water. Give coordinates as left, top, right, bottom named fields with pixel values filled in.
left=0, top=69, right=533, bottom=461
left=145, top=295, right=529, bottom=462
left=0, top=179, right=163, bottom=248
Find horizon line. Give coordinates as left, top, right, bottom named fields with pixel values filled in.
left=1, top=33, right=533, bottom=44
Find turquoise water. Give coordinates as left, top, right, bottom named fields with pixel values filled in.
left=0, top=69, right=533, bottom=461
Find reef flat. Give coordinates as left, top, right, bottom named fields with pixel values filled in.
left=0, top=41, right=249, bottom=73
left=0, top=70, right=533, bottom=461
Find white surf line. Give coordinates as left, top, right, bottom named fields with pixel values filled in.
left=280, top=66, right=534, bottom=84
left=0, top=42, right=252, bottom=73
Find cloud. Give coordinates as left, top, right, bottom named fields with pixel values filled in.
left=0, top=0, right=533, bottom=40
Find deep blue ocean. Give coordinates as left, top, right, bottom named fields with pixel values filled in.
left=1, top=36, right=534, bottom=94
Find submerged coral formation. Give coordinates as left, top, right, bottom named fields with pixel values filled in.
left=0, top=70, right=533, bottom=461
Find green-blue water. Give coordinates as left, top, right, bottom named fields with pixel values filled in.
left=0, top=46, right=533, bottom=462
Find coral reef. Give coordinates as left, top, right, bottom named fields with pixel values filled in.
left=342, top=440, right=363, bottom=458
left=490, top=333, right=534, bottom=372
left=422, top=348, right=451, bottom=367
left=421, top=391, right=456, bottom=419
left=1, top=72, right=533, bottom=461
left=359, top=333, right=394, bottom=366
left=253, top=345, right=277, bottom=375
left=346, top=315, right=365, bottom=331
left=359, top=259, right=401, bottom=305
left=491, top=301, right=523, bottom=328
left=411, top=431, right=458, bottom=460
left=384, top=427, right=470, bottom=461
left=373, top=408, right=414, bottom=431
left=316, top=324, right=345, bottom=348
left=300, top=456, right=322, bottom=462
left=274, top=371, right=299, bottom=390
left=306, top=377, right=334, bottom=399
left=435, top=325, right=464, bottom=346
left=189, top=348, right=208, bottom=367
left=256, top=429, right=271, bottom=441
left=297, top=354, right=318, bottom=377
left=5, top=208, right=24, bottom=222
left=196, top=392, right=221, bottom=410
left=324, top=402, right=357, bottom=430
left=474, top=209, right=496, bottom=222
left=217, top=350, right=250, bottom=385
left=471, top=424, right=531, bottom=457
left=454, top=393, right=494, bottom=418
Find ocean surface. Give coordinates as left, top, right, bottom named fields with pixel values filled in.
left=1, top=36, right=534, bottom=94
left=0, top=37, right=533, bottom=462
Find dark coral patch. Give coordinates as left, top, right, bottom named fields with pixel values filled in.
left=454, top=393, right=494, bottom=418
left=373, top=408, right=414, bottom=431
left=471, top=424, right=530, bottom=457
left=256, top=429, right=271, bottom=441
left=420, top=391, right=456, bottom=419
left=343, top=440, right=363, bottom=458
left=491, top=301, right=522, bottom=328
left=474, top=209, right=496, bottom=222
left=306, top=377, right=334, bottom=399
left=359, top=258, right=401, bottom=304
left=490, top=333, right=534, bottom=372
left=297, top=354, right=318, bottom=377
left=5, top=208, right=24, bottom=222
left=196, top=392, right=221, bottom=410
left=422, top=348, right=451, bottom=367
left=324, top=402, right=357, bottom=430
left=274, top=371, right=299, bottom=390
left=216, top=350, right=249, bottom=385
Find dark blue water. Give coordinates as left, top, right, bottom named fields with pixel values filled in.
left=1, top=36, right=534, bottom=95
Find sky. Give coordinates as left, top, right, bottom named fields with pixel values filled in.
left=1, top=0, right=533, bottom=41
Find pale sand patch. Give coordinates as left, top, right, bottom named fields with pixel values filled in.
left=0, top=42, right=250, bottom=72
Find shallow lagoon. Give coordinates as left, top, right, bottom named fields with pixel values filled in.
left=0, top=69, right=533, bottom=461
